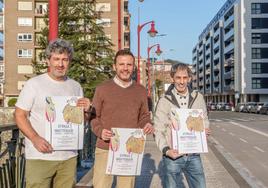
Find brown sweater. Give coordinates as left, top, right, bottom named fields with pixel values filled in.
left=91, top=80, right=151, bottom=150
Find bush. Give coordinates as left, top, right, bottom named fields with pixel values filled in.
left=8, top=98, right=17, bottom=107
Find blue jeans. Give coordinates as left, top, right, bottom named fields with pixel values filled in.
left=163, top=154, right=206, bottom=188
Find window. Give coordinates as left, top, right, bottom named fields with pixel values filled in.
left=252, top=48, right=261, bottom=59
left=252, top=63, right=268, bottom=74
left=96, top=18, right=111, bottom=27
left=252, top=33, right=261, bottom=44
left=17, top=49, right=33, bottom=58
left=18, top=1, right=32, bottom=10
left=96, top=3, right=111, bottom=12
left=252, top=3, right=268, bottom=14
left=35, top=49, right=45, bottom=62
left=252, top=33, right=268, bottom=44
left=35, top=2, right=47, bottom=14
left=252, top=48, right=268, bottom=59
left=18, top=65, right=33, bottom=74
left=0, top=16, right=3, bottom=29
left=252, top=78, right=268, bottom=89
left=252, top=3, right=261, bottom=14
left=252, top=18, right=268, bottom=29
left=18, top=17, right=32, bottom=26
left=17, top=33, right=33, bottom=42
left=35, top=18, right=46, bottom=30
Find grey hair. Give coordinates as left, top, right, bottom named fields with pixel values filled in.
left=170, top=63, right=192, bottom=78
left=45, top=38, right=74, bottom=60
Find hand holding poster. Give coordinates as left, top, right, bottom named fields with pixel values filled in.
left=170, top=108, right=208, bottom=154
left=45, top=96, right=84, bottom=150
left=106, top=128, right=146, bottom=176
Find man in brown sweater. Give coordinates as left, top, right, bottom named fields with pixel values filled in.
left=91, top=49, right=154, bottom=188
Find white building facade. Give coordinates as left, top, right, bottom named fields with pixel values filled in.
left=192, top=0, right=268, bottom=104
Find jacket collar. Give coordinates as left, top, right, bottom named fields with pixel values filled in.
left=164, top=84, right=198, bottom=108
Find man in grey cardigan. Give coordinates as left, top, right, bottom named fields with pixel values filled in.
left=154, top=63, right=210, bottom=188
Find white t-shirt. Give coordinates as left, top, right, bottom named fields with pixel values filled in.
left=16, top=73, right=83, bottom=160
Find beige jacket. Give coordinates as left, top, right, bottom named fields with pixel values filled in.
left=154, top=85, right=209, bottom=153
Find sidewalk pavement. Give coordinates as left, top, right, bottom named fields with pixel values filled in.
left=76, top=134, right=240, bottom=188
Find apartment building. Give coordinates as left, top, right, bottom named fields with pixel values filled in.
left=192, top=0, right=268, bottom=104
left=1, top=0, right=130, bottom=106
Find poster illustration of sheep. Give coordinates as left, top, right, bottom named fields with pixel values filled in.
left=106, top=128, right=146, bottom=176
left=45, top=96, right=84, bottom=150
left=170, top=108, right=208, bottom=154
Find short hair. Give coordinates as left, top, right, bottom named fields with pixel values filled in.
left=170, top=63, right=192, bottom=78
left=114, top=49, right=135, bottom=64
left=45, top=38, right=74, bottom=60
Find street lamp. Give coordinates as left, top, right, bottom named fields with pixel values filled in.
left=147, top=44, right=162, bottom=97
left=137, top=21, right=158, bottom=84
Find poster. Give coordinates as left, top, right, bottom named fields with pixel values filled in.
left=106, top=128, right=146, bottom=176
left=45, top=96, right=84, bottom=150
left=170, top=108, right=208, bottom=153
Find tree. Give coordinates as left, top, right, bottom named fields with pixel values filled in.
left=33, top=0, right=115, bottom=98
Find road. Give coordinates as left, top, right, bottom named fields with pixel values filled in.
left=209, top=111, right=268, bottom=188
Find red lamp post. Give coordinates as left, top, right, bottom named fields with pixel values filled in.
left=49, top=0, right=58, bottom=41
left=147, top=44, right=162, bottom=96
left=137, top=21, right=158, bottom=84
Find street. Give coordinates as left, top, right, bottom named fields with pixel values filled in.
left=209, top=111, right=268, bottom=187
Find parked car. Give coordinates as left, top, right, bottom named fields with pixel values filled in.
left=224, top=103, right=232, bottom=111
left=210, top=103, right=217, bottom=111
left=260, top=103, right=268, bottom=115
left=250, top=102, right=264, bottom=114
left=216, top=102, right=225, bottom=110
left=242, top=102, right=257, bottom=113
left=235, top=103, right=245, bottom=112
left=207, top=103, right=217, bottom=111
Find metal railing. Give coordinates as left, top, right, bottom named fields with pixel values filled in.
left=0, top=124, right=25, bottom=188
left=0, top=108, right=96, bottom=187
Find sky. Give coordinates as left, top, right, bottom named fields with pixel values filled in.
left=129, top=0, right=227, bottom=64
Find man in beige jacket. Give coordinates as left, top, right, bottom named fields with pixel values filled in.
left=154, top=63, right=210, bottom=188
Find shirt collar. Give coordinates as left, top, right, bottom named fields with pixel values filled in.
left=113, top=76, right=133, bottom=88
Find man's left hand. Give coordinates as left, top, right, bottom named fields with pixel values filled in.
left=77, top=98, right=91, bottom=112
left=205, top=128, right=211, bottom=137
left=143, top=123, right=154, bottom=135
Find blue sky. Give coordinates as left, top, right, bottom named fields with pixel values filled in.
left=129, top=0, right=226, bottom=64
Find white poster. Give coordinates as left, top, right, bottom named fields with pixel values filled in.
left=170, top=108, right=208, bottom=154
left=106, top=128, right=146, bottom=176
left=45, top=96, right=84, bottom=150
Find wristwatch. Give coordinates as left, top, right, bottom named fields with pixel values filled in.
left=162, top=146, right=170, bottom=156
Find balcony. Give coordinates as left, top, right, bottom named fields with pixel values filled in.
left=224, top=14, right=234, bottom=28
left=199, top=71, right=204, bottom=78
left=224, top=57, right=234, bottom=67
left=35, top=8, right=47, bottom=15
left=205, top=69, right=211, bottom=75
left=206, top=79, right=210, bottom=85
left=124, top=41, right=130, bottom=49
left=205, top=88, right=211, bottom=93
left=214, top=75, right=220, bottom=82
left=199, top=81, right=204, bottom=86
left=124, top=25, right=130, bottom=32
left=214, top=64, right=220, bottom=72
left=224, top=84, right=235, bottom=92
left=224, top=70, right=234, bottom=80
left=224, top=42, right=234, bottom=54
left=213, top=52, right=220, bottom=60
left=224, top=28, right=234, bottom=41
left=214, top=87, right=220, bottom=93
